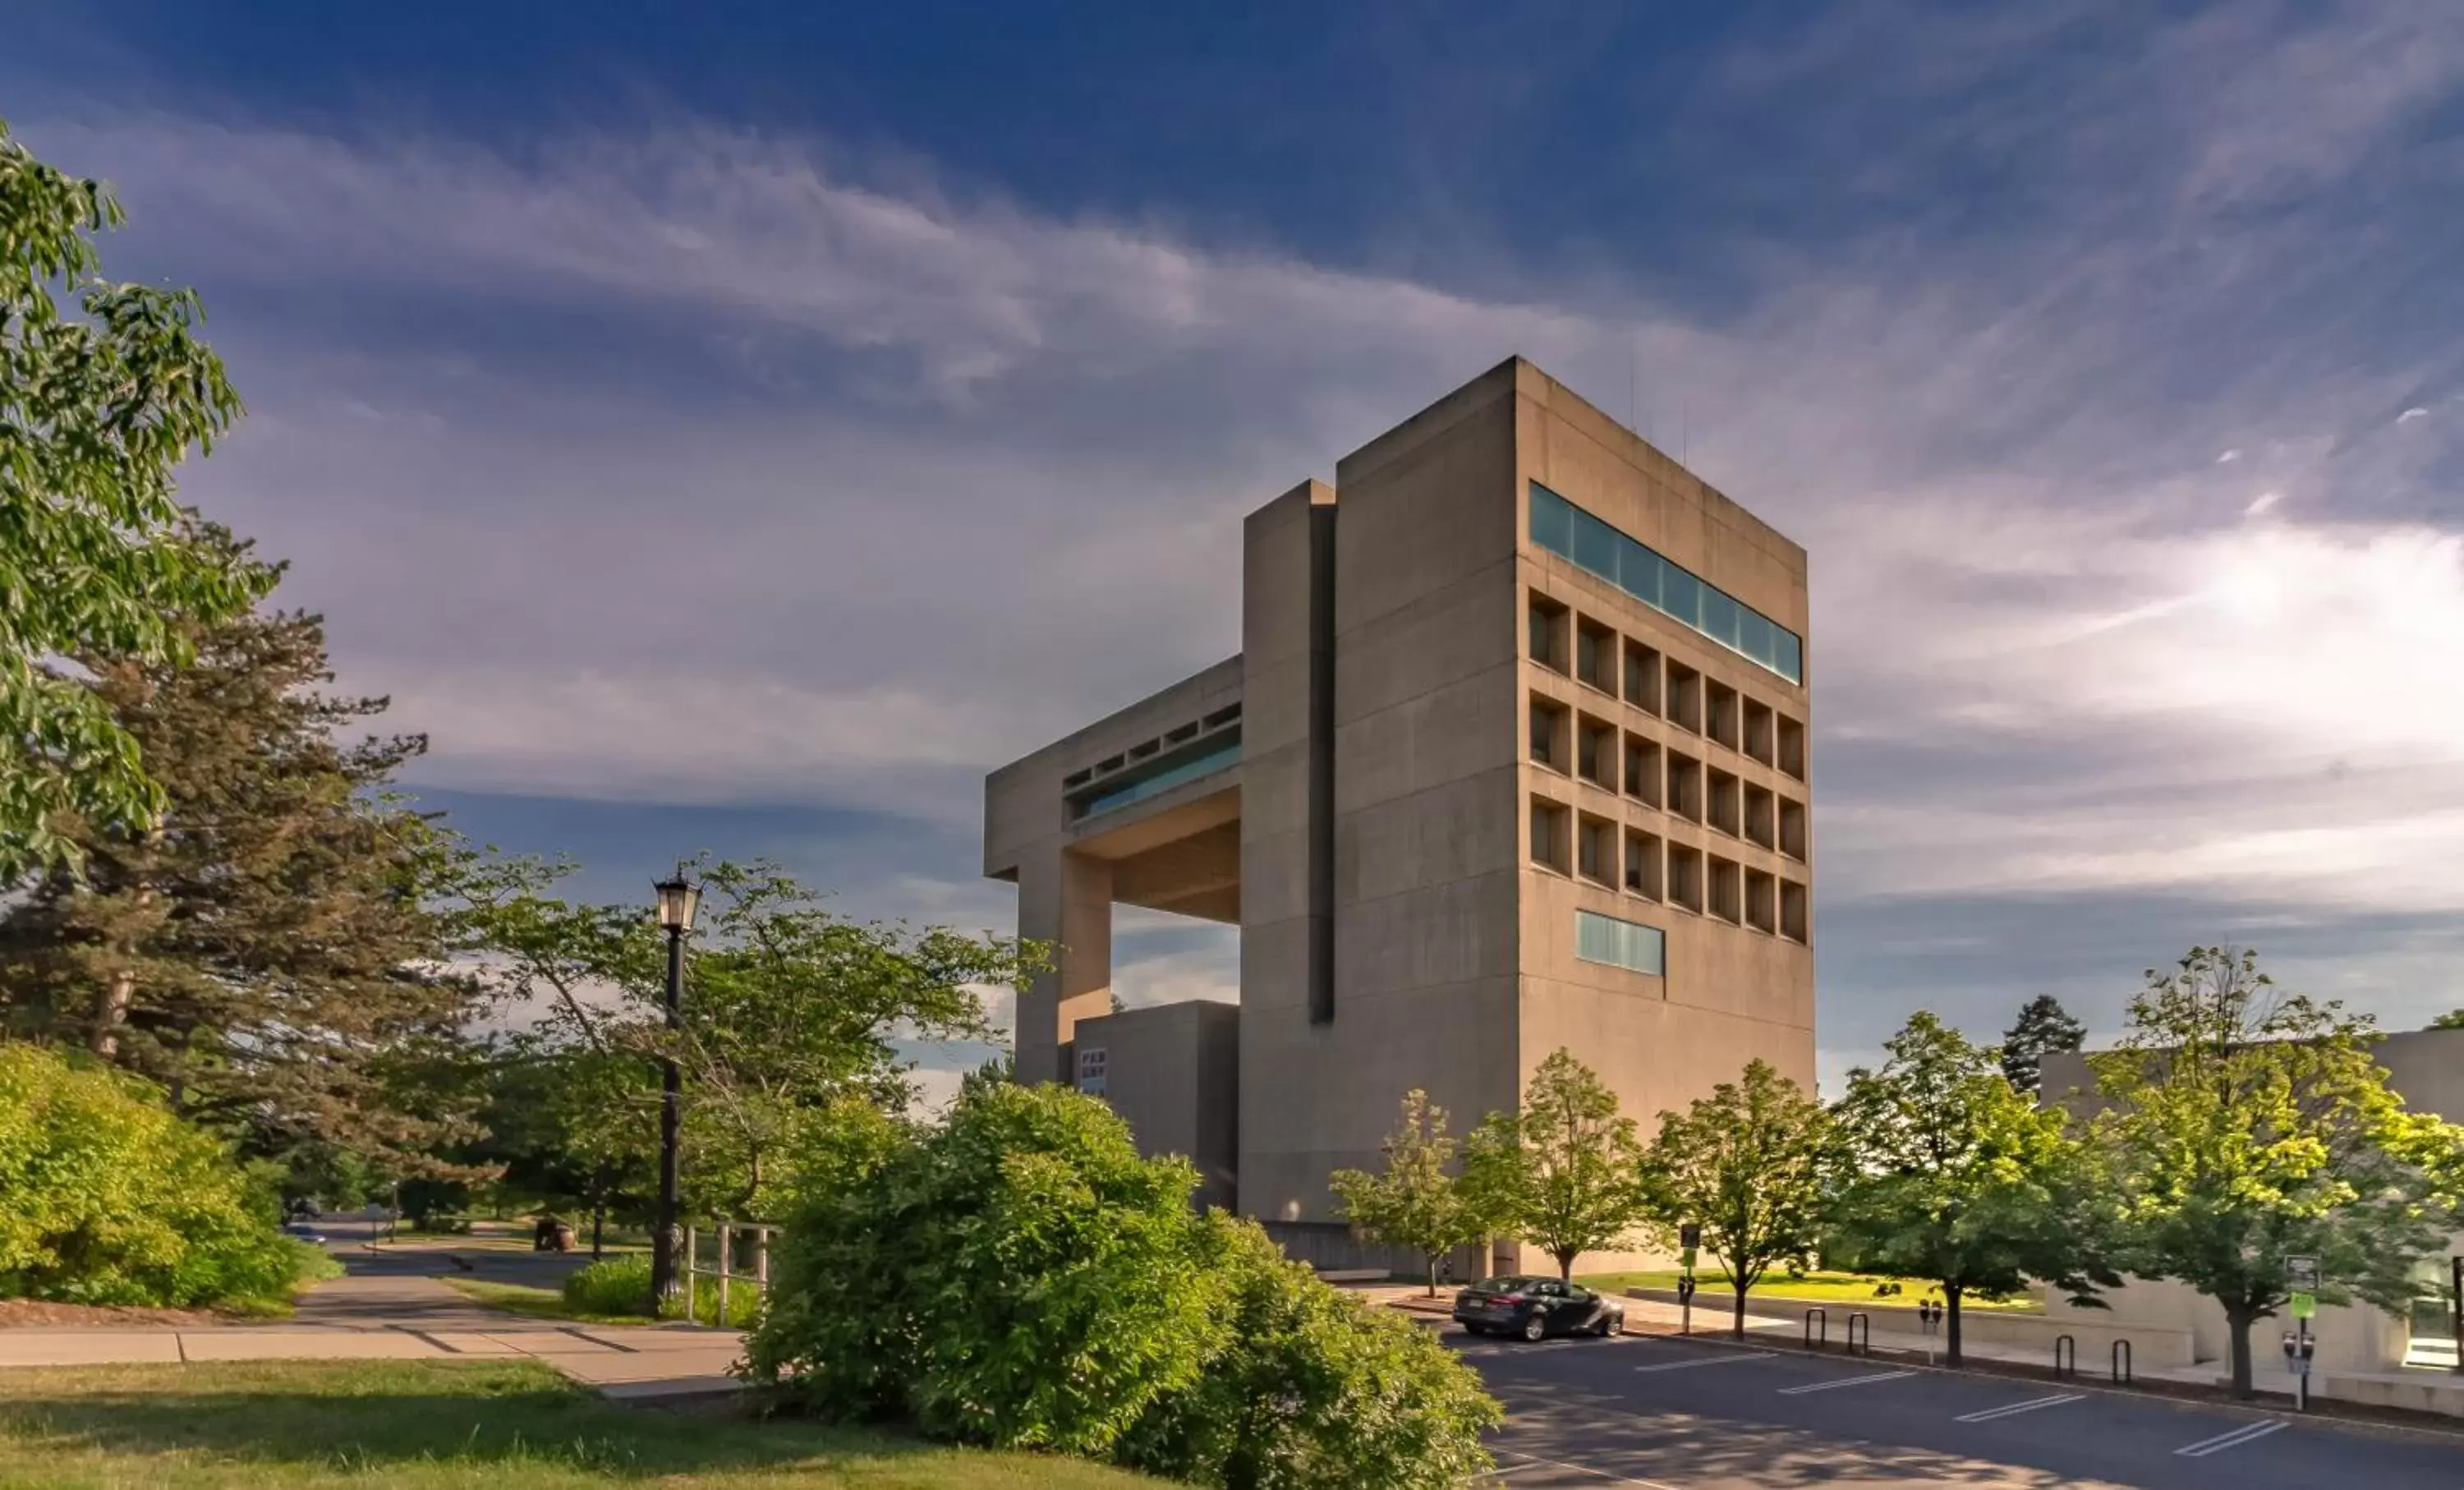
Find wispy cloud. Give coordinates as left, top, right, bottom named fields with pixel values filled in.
left=13, top=0, right=2464, bottom=1050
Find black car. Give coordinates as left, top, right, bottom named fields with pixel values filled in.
left=1452, top=1276, right=1625, bottom=1341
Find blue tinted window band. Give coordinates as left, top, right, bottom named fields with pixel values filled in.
left=1070, top=731, right=1242, bottom=821
left=1575, top=908, right=1666, bottom=977
left=1528, top=482, right=1803, bottom=685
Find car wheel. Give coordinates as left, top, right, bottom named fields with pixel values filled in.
left=1521, top=1313, right=1547, bottom=1342
left=1597, top=1313, right=1619, bottom=1337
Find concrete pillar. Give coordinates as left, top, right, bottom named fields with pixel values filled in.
left=1015, top=848, right=1114, bottom=1086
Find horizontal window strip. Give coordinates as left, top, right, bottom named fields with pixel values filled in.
left=1529, top=482, right=1802, bottom=685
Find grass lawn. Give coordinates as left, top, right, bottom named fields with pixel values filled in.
left=1576, top=1268, right=2045, bottom=1313
left=439, top=1278, right=651, bottom=1327
left=0, top=1359, right=1161, bottom=1488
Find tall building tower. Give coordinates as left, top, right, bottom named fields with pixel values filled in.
left=984, top=357, right=1814, bottom=1263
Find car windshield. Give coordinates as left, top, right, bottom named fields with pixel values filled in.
left=1480, top=1277, right=1543, bottom=1292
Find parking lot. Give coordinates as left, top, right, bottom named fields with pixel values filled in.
left=1447, top=1326, right=2464, bottom=1488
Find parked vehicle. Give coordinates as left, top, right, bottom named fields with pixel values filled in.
left=1452, top=1276, right=1625, bottom=1341
left=282, top=1221, right=328, bottom=1244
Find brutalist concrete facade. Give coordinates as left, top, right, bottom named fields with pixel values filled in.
left=984, top=357, right=1816, bottom=1268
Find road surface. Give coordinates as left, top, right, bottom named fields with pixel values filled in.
left=1451, top=1325, right=2462, bottom=1488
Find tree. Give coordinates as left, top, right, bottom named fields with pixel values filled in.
left=2090, top=947, right=2464, bottom=1398
left=2430, top=1009, right=2464, bottom=1030
left=1831, top=1012, right=2116, bottom=1366
left=1, top=117, right=269, bottom=878
left=468, top=858, right=1039, bottom=1218
left=476, top=1036, right=660, bottom=1256
left=1637, top=1060, right=1832, bottom=1339
left=2000, top=994, right=2087, bottom=1095
left=1331, top=1090, right=1483, bottom=1296
left=1460, top=1050, right=1647, bottom=1281
left=0, top=525, right=485, bottom=1175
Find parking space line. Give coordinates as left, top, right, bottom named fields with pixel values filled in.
left=1631, top=1350, right=1772, bottom=1373
left=1491, top=1446, right=1683, bottom=1488
left=1952, top=1392, right=2083, bottom=1423
left=2173, top=1419, right=2287, bottom=1457
left=1777, top=1368, right=1915, bottom=1395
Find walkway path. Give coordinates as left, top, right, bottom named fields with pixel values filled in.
left=0, top=1219, right=746, bottom=1401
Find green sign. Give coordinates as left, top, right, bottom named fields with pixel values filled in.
left=2289, top=1291, right=2317, bottom=1320
left=1680, top=1247, right=1697, bottom=1272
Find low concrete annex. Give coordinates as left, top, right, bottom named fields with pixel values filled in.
left=984, top=357, right=1817, bottom=1268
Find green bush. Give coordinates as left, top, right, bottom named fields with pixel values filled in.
left=563, top=1253, right=654, bottom=1316
left=0, top=1043, right=309, bottom=1308
left=561, top=1252, right=761, bottom=1327
left=747, top=1085, right=1500, bottom=1487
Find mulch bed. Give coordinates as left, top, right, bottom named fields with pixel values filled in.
left=0, top=1299, right=232, bottom=1329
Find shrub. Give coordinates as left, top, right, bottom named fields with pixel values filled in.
left=1117, top=1216, right=1502, bottom=1490
left=0, top=1043, right=308, bottom=1307
left=747, top=1085, right=1501, bottom=1487
left=563, top=1254, right=654, bottom=1317
left=561, top=1252, right=761, bottom=1327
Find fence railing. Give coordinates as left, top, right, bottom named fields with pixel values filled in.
left=676, top=1221, right=779, bottom=1327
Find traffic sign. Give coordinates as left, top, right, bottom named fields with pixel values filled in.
left=2289, top=1291, right=2317, bottom=1320
left=1680, top=1223, right=1702, bottom=1249
left=2286, top=1255, right=2319, bottom=1291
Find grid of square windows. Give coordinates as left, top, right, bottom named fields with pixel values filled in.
left=1525, top=576, right=1809, bottom=945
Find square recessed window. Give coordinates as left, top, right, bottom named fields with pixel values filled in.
left=1530, top=798, right=1571, bottom=873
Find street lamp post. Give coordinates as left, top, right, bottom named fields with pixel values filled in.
left=649, top=868, right=701, bottom=1312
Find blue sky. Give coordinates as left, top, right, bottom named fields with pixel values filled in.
left=11, top=0, right=2464, bottom=1088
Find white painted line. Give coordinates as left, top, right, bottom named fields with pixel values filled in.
left=2173, top=1419, right=2287, bottom=1458
left=1631, top=1350, right=1772, bottom=1373
left=1490, top=1446, right=1684, bottom=1488
left=1777, top=1368, right=1916, bottom=1396
left=1953, top=1392, right=2083, bottom=1423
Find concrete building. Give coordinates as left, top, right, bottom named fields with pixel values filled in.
left=2036, top=1024, right=2464, bottom=1405
left=983, top=357, right=1817, bottom=1267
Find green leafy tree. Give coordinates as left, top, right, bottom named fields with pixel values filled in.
left=1461, top=1049, right=1648, bottom=1281
left=1638, top=1060, right=1832, bottom=1339
left=1331, top=1089, right=1482, bottom=1296
left=0, top=118, right=270, bottom=877
left=2000, top=993, right=2088, bottom=1095
left=476, top=1035, right=660, bottom=1255
left=0, top=1043, right=309, bottom=1306
left=2430, top=1009, right=2464, bottom=1030
left=2090, top=947, right=2464, bottom=1398
left=1831, top=1012, right=2116, bottom=1365
left=0, top=526, right=485, bottom=1174
left=467, top=858, right=1036, bottom=1217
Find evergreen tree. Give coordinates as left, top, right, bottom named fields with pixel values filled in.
left=0, top=524, right=484, bottom=1172
left=1999, top=994, right=2087, bottom=1095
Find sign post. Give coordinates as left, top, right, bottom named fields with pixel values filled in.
left=2285, top=1257, right=2319, bottom=1412
left=2452, top=1256, right=2462, bottom=1377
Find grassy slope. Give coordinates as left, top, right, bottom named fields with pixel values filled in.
left=439, top=1278, right=649, bottom=1327
left=0, top=1359, right=1160, bottom=1489
left=1577, top=1268, right=2045, bottom=1313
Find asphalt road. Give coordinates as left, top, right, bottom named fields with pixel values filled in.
left=1449, top=1326, right=2463, bottom=1488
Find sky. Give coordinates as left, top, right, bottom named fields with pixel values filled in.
left=9, top=0, right=2464, bottom=1092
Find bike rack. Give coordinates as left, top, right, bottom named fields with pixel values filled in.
left=2111, top=1338, right=2133, bottom=1386
left=1804, top=1307, right=1827, bottom=1351
left=2054, top=1335, right=2076, bottom=1380
left=1846, top=1313, right=1871, bottom=1356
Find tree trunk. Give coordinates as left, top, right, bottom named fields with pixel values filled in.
left=90, top=968, right=136, bottom=1058
left=1556, top=1249, right=1575, bottom=1281
left=1733, top=1281, right=1750, bottom=1341
left=2224, top=1304, right=2257, bottom=1399
left=1945, top=1284, right=1965, bottom=1367
left=591, top=1202, right=606, bottom=1260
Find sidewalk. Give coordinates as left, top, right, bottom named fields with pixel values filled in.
left=0, top=1234, right=747, bottom=1401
